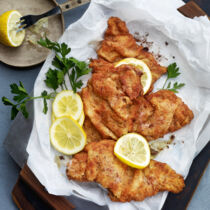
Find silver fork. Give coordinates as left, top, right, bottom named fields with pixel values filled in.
left=17, top=6, right=61, bottom=32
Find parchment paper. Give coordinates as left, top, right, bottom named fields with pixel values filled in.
left=26, top=0, right=210, bottom=209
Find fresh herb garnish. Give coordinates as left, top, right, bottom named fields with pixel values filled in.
left=2, top=37, right=91, bottom=120
left=162, top=63, right=185, bottom=93
left=38, top=37, right=91, bottom=92
left=2, top=82, right=55, bottom=120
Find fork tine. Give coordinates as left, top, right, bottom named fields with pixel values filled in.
left=16, top=6, right=61, bottom=30
left=20, top=16, right=26, bottom=21
left=19, top=16, right=32, bottom=28
left=16, top=23, right=21, bottom=28
left=16, top=18, right=26, bottom=28
left=16, top=18, right=24, bottom=24
left=16, top=23, right=27, bottom=33
left=16, top=22, right=25, bottom=28
left=16, top=27, right=24, bottom=33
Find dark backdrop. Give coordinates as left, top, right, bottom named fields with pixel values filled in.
left=184, top=0, right=210, bottom=14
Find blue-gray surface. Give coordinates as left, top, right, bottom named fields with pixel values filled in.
left=0, top=1, right=209, bottom=210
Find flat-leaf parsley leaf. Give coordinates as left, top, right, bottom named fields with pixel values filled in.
left=162, top=63, right=185, bottom=93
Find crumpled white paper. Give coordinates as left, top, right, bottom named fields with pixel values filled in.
left=26, top=0, right=210, bottom=209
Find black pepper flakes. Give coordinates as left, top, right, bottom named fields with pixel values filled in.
left=59, top=156, right=64, bottom=160
left=143, top=47, right=149, bottom=52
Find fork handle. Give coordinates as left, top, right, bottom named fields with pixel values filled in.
left=37, top=6, right=61, bottom=19
left=60, top=0, right=90, bottom=13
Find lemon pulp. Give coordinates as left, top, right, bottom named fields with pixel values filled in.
left=52, top=90, right=83, bottom=120
left=114, top=133, right=150, bottom=169
left=50, top=116, right=86, bottom=155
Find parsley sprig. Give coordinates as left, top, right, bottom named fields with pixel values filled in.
left=38, top=37, right=91, bottom=92
left=162, top=63, right=185, bottom=93
left=2, top=82, right=55, bottom=120
left=2, top=38, right=91, bottom=120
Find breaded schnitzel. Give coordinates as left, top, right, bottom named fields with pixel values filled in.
left=97, top=17, right=167, bottom=87
left=66, top=140, right=185, bottom=202
left=133, top=90, right=194, bottom=140
left=82, top=63, right=144, bottom=139
left=81, top=17, right=193, bottom=141
left=66, top=16, right=192, bottom=204
left=83, top=117, right=102, bottom=143
left=82, top=63, right=193, bottom=140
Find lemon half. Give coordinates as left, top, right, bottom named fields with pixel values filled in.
left=114, top=133, right=150, bottom=169
left=53, top=90, right=83, bottom=121
left=50, top=116, right=86, bottom=155
left=0, top=10, right=25, bottom=47
left=115, top=58, right=152, bottom=94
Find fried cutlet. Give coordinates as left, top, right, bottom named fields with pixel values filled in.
left=82, top=84, right=129, bottom=139
left=82, top=17, right=193, bottom=142
left=82, top=63, right=144, bottom=139
left=82, top=61, right=193, bottom=141
left=83, top=117, right=102, bottom=143
left=66, top=140, right=185, bottom=202
left=134, top=90, right=194, bottom=140
left=97, top=17, right=167, bottom=86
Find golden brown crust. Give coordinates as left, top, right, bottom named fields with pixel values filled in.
left=83, top=117, right=102, bottom=143
left=82, top=17, right=194, bottom=141
left=137, top=49, right=167, bottom=87
left=143, top=160, right=185, bottom=194
left=82, top=62, right=145, bottom=140
left=82, top=71, right=193, bottom=141
left=89, top=58, right=115, bottom=74
left=67, top=16, right=190, bottom=203
left=97, top=17, right=167, bottom=85
left=136, top=90, right=194, bottom=140
left=66, top=152, right=88, bottom=182
left=105, top=17, right=129, bottom=37
left=67, top=140, right=185, bottom=202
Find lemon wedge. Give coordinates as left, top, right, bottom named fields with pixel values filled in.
left=115, top=58, right=152, bottom=94
left=114, top=133, right=150, bottom=169
left=50, top=116, right=86, bottom=155
left=0, top=10, right=25, bottom=47
left=53, top=90, right=83, bottom=120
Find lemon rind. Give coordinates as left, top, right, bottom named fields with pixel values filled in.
left=50, top=116, right=86, bottom=155
left=0, top=10, right=25, bottom=47
left=78, top=111, right=85, bottom=126
left=52, top=90, right=83, bottom=120
left=115, top=58, right=152, bottom=95
left=7, top=11, right=25, bottom=47
left=114, top=133, right=150, bottom=169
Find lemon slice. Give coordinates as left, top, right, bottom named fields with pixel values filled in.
left=78, top=111, right=85, bottom=126
left=115, top=58, right=152, bottom=94
left=53, top=90, right=83, bottom=120
left=0, top=10, right=25, bottom=47
left=114, top=133, right=150, bottom=169
left=51, top=112, right=56, bottom=123
left=50, top=116, right=86, bottom=155
left=52, top=110, right=84, bottom=126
